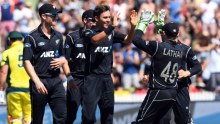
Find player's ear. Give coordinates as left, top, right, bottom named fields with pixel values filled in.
left=41, top=14, right=47, bottom=20
left=83, top=18, right=87, bottom=24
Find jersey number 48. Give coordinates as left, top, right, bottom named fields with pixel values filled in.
left=160, top=61, right=179, bottom=84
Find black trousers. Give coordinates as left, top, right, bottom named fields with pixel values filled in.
left=134, top=89, right=177, bottom=124
left=66, top=76, right=84, bottom=124
left=159, top=86, right=192, bottom=124
left=82, top=74, right=114, bottom=124
left=30, top=77, right=66, bottom=124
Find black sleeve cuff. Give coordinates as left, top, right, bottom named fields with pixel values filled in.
left=104, top=25, right=115, bottom=35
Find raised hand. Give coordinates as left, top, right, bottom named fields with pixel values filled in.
left=130, top=10, right=138, bottom=28
left=157, top=9, right=166, bottom=26
left=140, top=10, right=154, bottom=25
left=155, top=9, right=166, bottom=34
left=112, top=11, right=120, bottom=28
left=136, top=10, right=154, bottom=32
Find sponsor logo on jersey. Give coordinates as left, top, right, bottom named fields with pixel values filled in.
left=38, top=42, right=45, bottom=46
left=54, top=50, right=59, bottom=57
left=40, top=51, right=55, bottom=58
left=192, top=55, right=197, bottom=60
left=65, top=44, right=69, bottom=48
left=76, top=44, right=83, bottom=48
left=55, top=39, right=60, bottom=45
left=94, top=46, right=110, bottom=53
left=146, top=41, right=149, bottom=45
left=24, top=43, right=31, bottom=47
left=76, top=53, right=86, bottom=59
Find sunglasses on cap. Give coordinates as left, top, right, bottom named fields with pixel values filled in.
left=44, top=13, right=58, bottom=18
left=87, top=18, right=96, bottom=22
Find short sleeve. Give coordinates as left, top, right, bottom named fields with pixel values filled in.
left=58, top=34, right=65, bottom=57
left=64, top=34, right=74, bottom=60
left=23, top=35, right=34, bottom=61
left=82, top=29, right=96, bottom=42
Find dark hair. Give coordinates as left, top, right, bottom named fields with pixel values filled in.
left=94, top=5, right=110, bottom=17
left=82, top=9, right=94, bottom=21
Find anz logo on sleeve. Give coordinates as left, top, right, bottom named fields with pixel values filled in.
left=40, top=50, right=59, bottom=58
left=94, top=46, right=111, bottom=53
left=76, top=53, right=86, bottom=59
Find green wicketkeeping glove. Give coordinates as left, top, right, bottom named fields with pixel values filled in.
left=155, top=9, right=166, bottom=34
left=136, top=10, right=154, bottom=32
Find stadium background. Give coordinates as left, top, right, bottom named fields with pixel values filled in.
left=1, top=0, right=220, bottom=123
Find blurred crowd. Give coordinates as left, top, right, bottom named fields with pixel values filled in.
left=1, top=0, right=220, bottom=94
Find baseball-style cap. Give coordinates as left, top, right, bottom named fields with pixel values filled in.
left=39, top=3, right=62, bottom=15
left=82, top=9, right=95, bottom=21
left=162, top=22, right=179, bottom=37
left=8, top=31, right=23, bottom=39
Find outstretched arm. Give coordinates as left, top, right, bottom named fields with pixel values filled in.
left=123, top=10, right=138, bottom=44
left=89, top=11, right=120, bottom=44
left=132, top=10, right=157, bottom=55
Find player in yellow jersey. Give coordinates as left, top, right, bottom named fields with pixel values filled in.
left=0, top=31, right=31, bottom=124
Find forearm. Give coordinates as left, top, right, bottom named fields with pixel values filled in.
left=91, top=25, right=115, bottom=44
left=0, top=72, right=6, bottom=88
left=0, top=74, right=7, bottom=87
left=189, top=64, right=202, bottom=76
left=0, top=65, right=8, bottom=87
left=91, top=32, right=107, bottom=44
left=62, top=60, right=71, bottom=76
left=133, top=29, right=145, bottom=49
left=123, top=26, right=136, bottom=44
left=24, top=60, right=41, bottom=84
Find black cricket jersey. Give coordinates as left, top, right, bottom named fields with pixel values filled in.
left=177, top=42, right=201, bottom=88
left=82, top=26, right=126, bottom=75
left=64, top=28, right=85, bottom=76
left=23, top=25, right=64, bottom=78
left=133, top=29, right=184, bottom=89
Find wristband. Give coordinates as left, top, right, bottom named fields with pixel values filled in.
left=136, top=22, right=148, bottom=33
left=104, top=25, right=115, bottom=35
left=67, top=75, right=73, bottom=82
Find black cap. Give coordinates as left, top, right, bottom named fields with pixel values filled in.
left=82, top=9, right=94, bottom=20
left=8, top=31, right=23, bottom=39
left=39, top=3, right=62, bottom=15
left=162, top=22, right=179, bottom=37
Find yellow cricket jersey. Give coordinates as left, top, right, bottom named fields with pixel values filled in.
left=0, top=41, right=30, bottom=89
